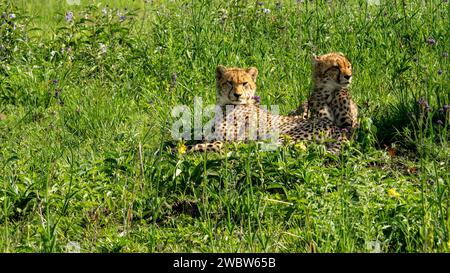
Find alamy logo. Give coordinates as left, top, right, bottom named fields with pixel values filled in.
left=367, top=0, right=380, bottom=5
left=171, top=97, right=281, bottom=151
left=67, top=0, right=81, bottom=5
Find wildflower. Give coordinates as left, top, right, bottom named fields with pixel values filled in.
left=54, top=88, right=62, bottom=98
left=52, top=79, right=58, bottom=85
left=170, top=72, right=177, bottom=90
left=294, top=142, right=307, bottom=151
left=443, top=105, right=450, bottom=111
left=252, top=96, right=261, bottom=104
left=8, top=13, right=16, bottom=19
left=437, top=69, right=443, bottom=75
left=118, top=12, right=126, bottom=22
left=387, top=188, right=400, bottom=198
left=262, top=8, right=271, bottom=14
left=417, top=97, right=429, bottom=109
left=65, top=11, right=74, bottom=23
left=427, top=37, right=436, bottom=45
left=177, top=143, right=187, bottom=154
left=99, top=43, right=107, bottom=54
left=257, top=1, right=264, bottom=6
left=102, top=8, right=108, bottom=15
left=281, top=134, right=293, bottom=143
left=443, top=52, right=449, bottom=58
left=436, top=120, right=443, bottom=125
left=66, top=46, right=72, bottom=54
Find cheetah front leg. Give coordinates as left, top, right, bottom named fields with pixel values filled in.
left=331, top=88, right=358, bottom=129
left=186, top=141, right=225, bottom=153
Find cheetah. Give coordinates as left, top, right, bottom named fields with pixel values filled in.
left=183, top=65, right=350, bottom=153
left=289, top=52, right=358, bottom=130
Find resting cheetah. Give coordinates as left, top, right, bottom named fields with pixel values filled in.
left=290, top=52, right=358, bottom=129
left=184, top=65, right=350, bottom=153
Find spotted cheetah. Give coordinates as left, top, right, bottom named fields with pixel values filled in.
left=290, top=52, right=358, bottom=129
left=184, top=65, right=350, bottom=153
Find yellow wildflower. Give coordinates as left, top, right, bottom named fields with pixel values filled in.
left=294, top=142, right=307, bottom=151
left=177, top=142, right=187, bottom=154
left=280, top=134, right=293, bottom=143
left=387, top=188, right=400, bottom=198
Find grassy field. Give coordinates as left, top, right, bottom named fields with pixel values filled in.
left=0, top=0, right=449, bottom=253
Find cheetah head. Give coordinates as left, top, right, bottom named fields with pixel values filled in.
left=313, top=52, right=352, bottom=89
left=216, top=65, right=258, bottom=106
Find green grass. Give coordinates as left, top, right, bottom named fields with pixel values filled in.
left=0, top=0, right=449, bottom=252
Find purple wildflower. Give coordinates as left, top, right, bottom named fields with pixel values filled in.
left=262, top=8, right=271, bottom=14
left=427, top=37, right=436, bottom=46
left=252, top=96, right=261, bottom=104
left=443, top=105, right=450, bottom=111
left=54, top=88, right=62, bottom=98
left=52, top=79, right=58, bottom=85
left=119, top=14, right=126, bottom=22
left=65, top=11, right=74, bottom=23
left=170, top=72, right=177, bottom=90
left=99, top=43, right=107, bottom=54
left=443, top=52, right=449, bottom=58
left=257, top=1, right=264, bottom=6
left=438, top=69, right=443, bottom=75
left=418, top=97, right=429, bottom=108
left=8, top=13, right=16, bottom=19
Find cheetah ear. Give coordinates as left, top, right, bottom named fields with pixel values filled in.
left=216, top=65, right=227, bottom=80
left=216, top=64, right=227, bottom=79
left=312, top=53, right=320, bottom=63
left=246, top=67, right=258, bottom=82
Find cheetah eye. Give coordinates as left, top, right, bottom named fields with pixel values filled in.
left=242, top=82, right=248, bottom=86
left=332, top=65, right=339, bottom=69
left=226, top=80, right=233, bottom=86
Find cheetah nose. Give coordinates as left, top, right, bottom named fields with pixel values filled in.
left=343, top=75, right=351, bottom=80
left=234, top=92, right=242, bottom=98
